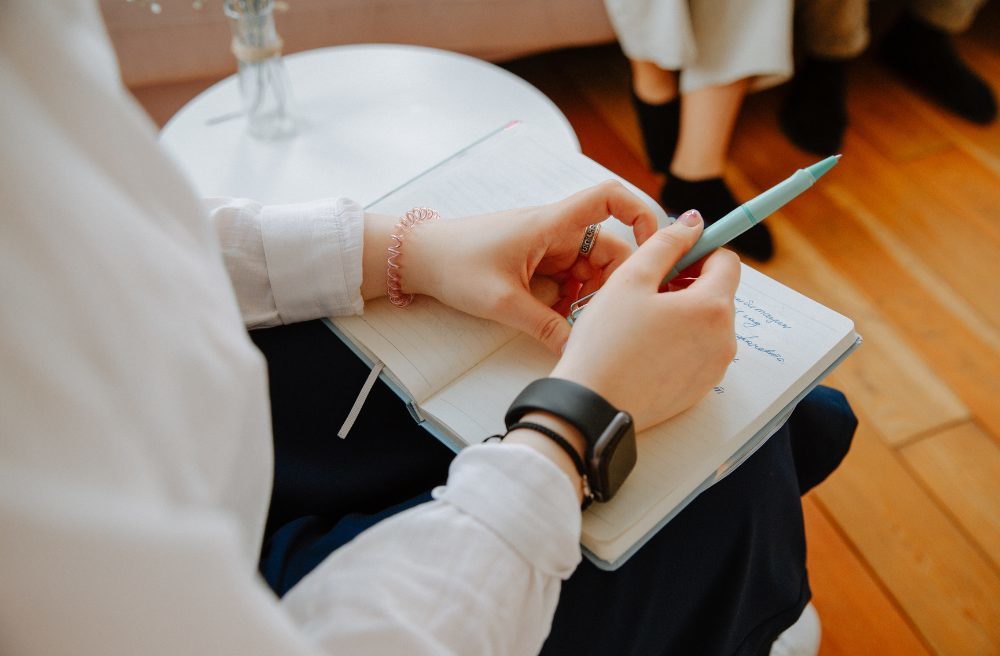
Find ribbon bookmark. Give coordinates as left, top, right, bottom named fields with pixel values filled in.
left=337, top=361, right=385, bottom=439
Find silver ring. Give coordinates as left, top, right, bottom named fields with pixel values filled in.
left=579, top=223, right=601, bottom=256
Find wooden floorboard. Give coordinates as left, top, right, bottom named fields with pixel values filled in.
left=821, top=130, right=999, bottom=329
left=726, top=167, right=972, bottom=446
left=846, top=64, right=954, bottom=165
left=803, top=496, right=933, bottom=656
left=901, top=422, right=1000, bottom=572
left=814, top=415, right=1000, bottom=655
left=131, top=6, right=1000, bottom=653
left=900, top=147, right=1000, bottom=244
left=732, top=102, right=1000, bottom=442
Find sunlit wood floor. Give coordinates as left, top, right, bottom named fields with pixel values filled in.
left=132, top=6, right=999, bottom=655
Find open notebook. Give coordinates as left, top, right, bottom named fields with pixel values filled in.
left=325, top=122, right=861, bottom=569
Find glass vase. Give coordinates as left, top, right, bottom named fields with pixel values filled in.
left=225, top=0, right=295, bottom=139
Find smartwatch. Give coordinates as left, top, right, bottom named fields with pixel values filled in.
left=505, top=378, right=637, bottom=503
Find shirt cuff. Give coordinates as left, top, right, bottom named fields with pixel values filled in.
left=260, top=198, right=364, bottom=323
left=433, top=443, right=582, bottom=579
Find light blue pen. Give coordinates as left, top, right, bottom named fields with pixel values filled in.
left=568, top=154, right=841, bottom=325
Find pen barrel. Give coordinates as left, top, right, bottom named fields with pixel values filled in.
left=667, top=206, right=753, bottom=279
left=742, top=169, right=814, bottom=223
left=661, top=168, right=816, bottom=283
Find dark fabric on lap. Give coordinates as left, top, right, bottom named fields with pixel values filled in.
left=260, top=492, right=434, bottom=597
left=251, top=320, right=855, bottom=655
left=787, top=385, right=857, bottom=495
left=541, top=423, right=808, bottom=656
left=250, top=320, right=454, bottom=539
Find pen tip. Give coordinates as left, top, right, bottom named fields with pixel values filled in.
left=805, top=154, right=841, bottom=181
left=834, top=153, right=843, bottom=160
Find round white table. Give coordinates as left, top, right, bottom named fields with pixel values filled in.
left=161, top=44, right=579, bottom=206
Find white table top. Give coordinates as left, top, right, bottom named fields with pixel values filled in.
left=160, top=44, right=579, bottom=206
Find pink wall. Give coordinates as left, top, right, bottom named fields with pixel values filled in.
left=99, top=0, right=615, bottom=87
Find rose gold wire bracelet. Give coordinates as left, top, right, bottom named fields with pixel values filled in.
left=386, top=207, right=440, bottom=307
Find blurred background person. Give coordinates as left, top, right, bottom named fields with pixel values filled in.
left=605, top=0, right=795, bottom=262
left=781, top=0, right=997, bottom=155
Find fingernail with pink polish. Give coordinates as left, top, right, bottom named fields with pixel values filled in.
left=678, top=209, right=702, bottom=227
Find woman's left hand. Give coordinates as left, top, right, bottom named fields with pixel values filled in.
left=400, top=181, right=659, bottom=353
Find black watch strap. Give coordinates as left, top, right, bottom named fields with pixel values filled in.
left=506, top=421, right=594, bottom=509
left=505, top=378, right=622, bottom=448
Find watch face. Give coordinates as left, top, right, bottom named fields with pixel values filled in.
left=590, top=412, right=637, bottom=502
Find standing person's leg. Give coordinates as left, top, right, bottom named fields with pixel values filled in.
left=605, top=0, right=692, bottom=175
left=880, top=0, right=995, bottom=124
left=909, top=0, right=987, bottom=34
left=784, top=0, right=995, bottom=156
left=671, top=79, right=749, bottom=181
left=780, top=0, right=868, bottom=155
left=253, top=321, right=855, bottom=653
left=795, top=0, right=870, bottom=59
left=630, top=61, right=680, bottom=175
left=661, top=77, right=777, bottom=262
left=658, top=0, right=792, bottom=262
left=607, top=0, right=791, bottom=250
left=661, top=77, right=775, bottom=261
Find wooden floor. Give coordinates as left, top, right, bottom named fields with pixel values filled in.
left=132, top=7, right=999, bottom=655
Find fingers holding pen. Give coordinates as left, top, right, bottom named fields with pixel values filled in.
left=597, top=180, right=660, bottom=246
left=559, top=180, right=659, bottom=246
left=614, top=209, right=705, bottom=289
left=681, top=247, right=741, bottom=299
left=572, top=230, right=632, bottom=299
left=534, top=180, right=657, bottom=307
left=553, top=209, right=742, bottom=428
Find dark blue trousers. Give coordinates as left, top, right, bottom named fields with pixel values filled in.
left=251, top=320, right=856, bottom=656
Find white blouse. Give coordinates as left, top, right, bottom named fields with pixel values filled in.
left=0, top=2, right=581, bottom=655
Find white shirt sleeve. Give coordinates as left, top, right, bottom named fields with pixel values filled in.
left=201, top=199, right=586, bottom=651
left=202, top=194, right=586, bottom=650
left=283, top=444, right=583, bottom=655
left=2, top=443, right=581, bottom=656
left=206, top=196, right=366, bottom=328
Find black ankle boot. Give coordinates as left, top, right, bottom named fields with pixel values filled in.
left=779, top=56, right=849, bottom=156
left=661, top=175, right=774, bottom=262
left=880, top=12, right=997, bottom=124
left=631, top=92, right=680, bottom=173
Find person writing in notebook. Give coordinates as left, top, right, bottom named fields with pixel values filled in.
left=2, top=2, right=855, bottom=655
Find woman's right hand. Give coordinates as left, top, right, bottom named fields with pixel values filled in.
left=550, top=210, right=741, bottom=431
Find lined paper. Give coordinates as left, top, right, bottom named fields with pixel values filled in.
left=365, top=124, right=632, bottom=218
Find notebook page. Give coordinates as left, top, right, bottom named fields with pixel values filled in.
left=334, top=305, right=517, bottom=404
left=365, top=122, right=652, bottom=217
left=420, top=334, right=555, bottom=441
left=422, top=265, right=856, bottom=561
left=333, top=123, right=664, bottom=403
